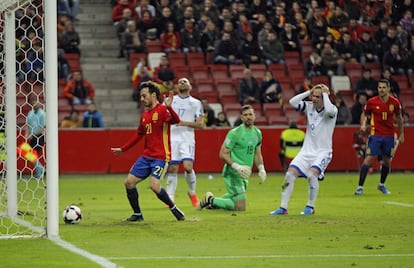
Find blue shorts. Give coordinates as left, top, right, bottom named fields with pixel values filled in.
left=366, top=136, right=395, bottom=158
left=130, top=156, right=168, bottom=180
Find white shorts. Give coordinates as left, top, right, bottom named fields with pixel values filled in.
left=170, top=140, right=195, bottom=164
left=289, top=150, right=332, bottom=177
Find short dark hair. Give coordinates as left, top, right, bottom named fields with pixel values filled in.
left=378, top=79, right=390, bottom=87
left=139, top=81, right=161, bottom=100
left=240, top=104, right=253, bottom=114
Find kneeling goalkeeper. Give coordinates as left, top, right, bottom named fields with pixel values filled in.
left=197, top=105, right=267, bottom=211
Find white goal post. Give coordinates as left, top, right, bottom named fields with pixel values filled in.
left=0, top=0, right=59, bottom=238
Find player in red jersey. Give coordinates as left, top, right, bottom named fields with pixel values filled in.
left=111, top=81, right=185, bottom=221
left=355, top=79, right=404, bottom=195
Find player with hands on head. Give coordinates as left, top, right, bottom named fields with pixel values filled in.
left=165, top=77, right=205, bottom=207
left=354, top=79, right=404, bottom=195
left=270, top=83, right=337, bottom=215
left=197, top=105, right=266, bottom=211
left=111, top=81, right=186, bottom=222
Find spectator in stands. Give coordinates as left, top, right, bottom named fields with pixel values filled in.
left=24, top=41, right=44, bottom=82
left=360, top=3, right=376, bottom=26
left=358, top=31, right=379, bottom=65
left=336, top=32, right=360, bottom=64
left=60, top=0, right=79, bottom=21
left=202, top=99, right=216, bottom=127
left=260, top=70, right=283, bottom=107
left=403, top=111, right=412, bottom=126
left=308, top=11, right=329, bottom=48
left=396, top=24, right=409, bottom=51
left=347, top=18, right=365, bottom=43
left=112, top=0, right=138, bottom=25
left=120, top=20, right=147, bottom=59
left=153, top=55, right=176, bottom=86
left=200, top=0, right=220, bottom=25
left=399, top=10, right=414, bottom=35
left=344, top=0, right=360, bottom=21
left=177, top=3, right=199, bottom=29
left=304, top=48, right=324, bottom=78
left=240, top=32, right=262, bottom=66
left=156, top=6, right=177, bottom=38
left=59, top=21, right=81, bottom=55
left=60, top=109, right=82, bottom=128
left=131, top=57, right=153, bottom=97
left=381, top=68, right=401, bottom=97
left=374, top=0, right=399, bottom=25
left=406, top=39, right=414, bottom=76
left=115, top=8, right=136, bottom=58
left=257, top=21, right=273, bottom=48
left=320, top=41, right=344, bottom=76
left=137, top=10, right=158, bottom=40
left=270, top=4, right=287, bottom=35
left=82, top=103, right=104, bottom=128
left=180, top=18, right=202, bottom=53
left=135, top=0, right=156, bottom=19
left=238, top=68, right=261, bottom=105
left=222, top=19, right=242, bottom=50
left=249, top=0, right=267, bottom=21
left=292, top=12, right=309, bottom=40
left=64, top=71, right=96, bottom=105
left=279, top=23, right=301, bottom=54
left=381, top=28, right=403, bottom=59
left=236, top=12, right=253, bottom=40
left=213, top=31, right=240, bottom=65
left=374, top=19, right=390, bottom=58
left=355, top=69, right=378, bottom=98
left=350, top=92, right=367, bottom=124
left=161, top=22, right=182, bottom=54
left=214, top=111, right=231, bottom=127
left=262, top=31, right=285, bottom=65
left=58, top=49, right=70, bottom=81
left=382, top=43, right=406, bottom=75
left=334, top=93, right=352, bottom=125
left=200, top=20, right=220, bottom=53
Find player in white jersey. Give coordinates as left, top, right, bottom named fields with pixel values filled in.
left=166, top=78, right=205, bottom=207
left=270, top=84, right=337, bottom=215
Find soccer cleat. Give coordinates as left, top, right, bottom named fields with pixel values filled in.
left=35, top=166, right=45, bottom=179
left=188, top=193, right=199, bottom=208
left=377, top=184, right=391, bottom=194
left=269, top=207, right=288, bottom=215
left=301, top=205, right=315, bottom=215
left=354, top=187, right=363, bottom=195
left=170, top=205, right=185, bottom=221
left=126, top=213, right=144, bottom=222
left=196, top=192, right=214, bottom=210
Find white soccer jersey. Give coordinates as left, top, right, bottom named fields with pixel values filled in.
left=170, top=95, right=204, bottom=143
left=299, top=101, right=337, bottom=154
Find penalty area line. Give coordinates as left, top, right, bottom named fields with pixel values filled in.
left=383, top=201, right=414, bottom=207
left=108, top=253, right=414, bottom=261
left=49, top=236, right=119, bottom=268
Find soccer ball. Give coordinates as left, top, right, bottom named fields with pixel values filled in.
left=62, top=205, right=82, bottom=224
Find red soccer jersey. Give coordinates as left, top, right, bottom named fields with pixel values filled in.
left=120, top=103, right=180, bottom=161
left=364, top=95, right=401, bottom=137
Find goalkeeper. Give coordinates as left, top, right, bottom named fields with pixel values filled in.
left=197, top=105, right=267, bottom=211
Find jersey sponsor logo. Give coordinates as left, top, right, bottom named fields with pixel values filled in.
left=152, top=112, right=158, bottom=121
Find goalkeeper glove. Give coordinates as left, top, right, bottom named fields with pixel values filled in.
left=258, top=164, right=267, bottom=184
left=231, top=162, right=252, bottom=179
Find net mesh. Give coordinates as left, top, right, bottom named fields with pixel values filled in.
left=0, top=0, right=46, bottom=238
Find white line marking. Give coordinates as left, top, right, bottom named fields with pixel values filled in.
left=108, top=254, right=414, bottom=260
left=50, top=236, right=119, bottom=268
left=384, top=201, right=414, bottom=207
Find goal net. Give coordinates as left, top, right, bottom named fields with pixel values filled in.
left=0, top=0, right=59, bottom=239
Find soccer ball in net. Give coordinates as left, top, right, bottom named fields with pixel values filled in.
left=62, top=205, right=82, bottom=224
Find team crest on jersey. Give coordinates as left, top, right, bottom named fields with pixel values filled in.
left=389, top=104, right=394, bottom=112
left=152, top=112, right=158, bottom=121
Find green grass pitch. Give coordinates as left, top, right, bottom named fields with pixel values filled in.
left=1, top=172, right=414, bottom=267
